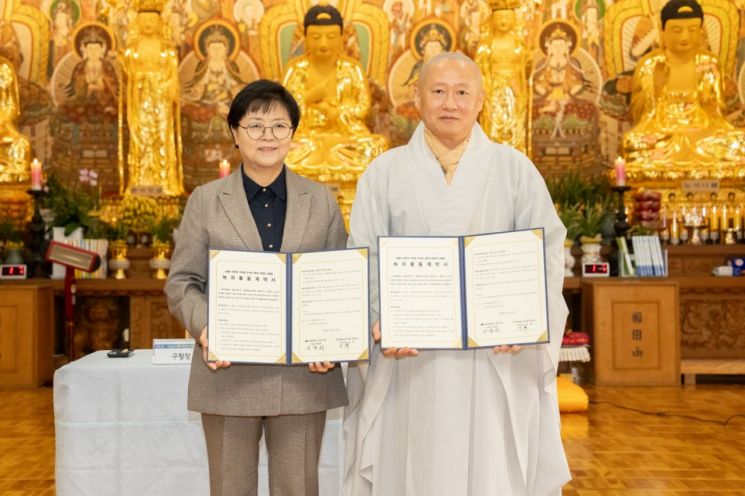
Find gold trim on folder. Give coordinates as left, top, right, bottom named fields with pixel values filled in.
left=463, top=236, right=475, bottom=248
left=358, top=349, right=369, bottom=360
left=357, top=248, right=368, bottom=259
left=291, top=352, right=302, bottom=363
left=276, top=353, right=287, bottom=364
left=453, top=339, right=463, bottom=348
left=292, top=253, right=301, bottom=263
left=275, top=253, right=286, bottom=263
left=467, top=337, right=479, bottom=348
left=531, top=229, right=543, bottom=240
left=209, top=250, right=220, bottom=259
left=537, top=330, right=549, bottom=342
left=208, top=350, right=219, bottom=361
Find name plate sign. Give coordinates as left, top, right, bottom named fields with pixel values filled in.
left=152, top=339, right=195, bottom=365
left=681, top=180, right=719, bottom=194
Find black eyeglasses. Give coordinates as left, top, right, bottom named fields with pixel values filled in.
left=237, top=122, right=293, bottom=140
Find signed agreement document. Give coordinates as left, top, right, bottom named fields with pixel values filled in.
left=378, top=229, right=549, bottom=349
left=208, top=248, right=369, bottom=364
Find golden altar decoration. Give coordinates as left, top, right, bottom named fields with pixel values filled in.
left=260, top=0, right=389, bottom=222
left=605, top=0, right=745, bottom=188
left=149, top=240, right=171, bottom=279
left=108, top=239, right=130, bottom=280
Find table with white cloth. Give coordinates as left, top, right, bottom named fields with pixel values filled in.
left=54, top=350, right=344, bottom=496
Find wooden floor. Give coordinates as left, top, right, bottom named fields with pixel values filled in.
left=0, top=389, right=55, bottom=495
left=563, top=385, right=745, bottom=495
left=1, top=385, right=744, bottom=495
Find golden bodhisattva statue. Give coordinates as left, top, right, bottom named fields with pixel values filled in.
left=0, top=56, right=30, bottom=184
left=119, top=0, right=184, bottom=196
left=475, top=0, right=528, bottom=153
left=623, top=0, right=745, bottom=182
left=282, top=4, right=387, bottom=189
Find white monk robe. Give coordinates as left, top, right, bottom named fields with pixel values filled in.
left=343, top=123, right=570, bottom=496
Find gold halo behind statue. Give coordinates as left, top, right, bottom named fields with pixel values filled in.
left=72, top=22, right=115, bottom=58
left=193, top=20, right=241, bottom=61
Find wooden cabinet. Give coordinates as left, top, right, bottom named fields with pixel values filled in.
left=666, top=245, right=745, bottom=277
left=1, top=279, right=184, bottom=364
left=676, top=277, right=745, bottom=360
left=129, top=292, right=186, bottom=349
left=0, top=284, right=54, bottom=389
left=583, top=279, right=680, bottom=386
left=66, top=279, right=185, bottom=355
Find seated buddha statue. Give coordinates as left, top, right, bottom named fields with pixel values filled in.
left=0, top=55, right=31, bottom=184
left=623, top=0, right=745, bottom=180
left=120, top=0, right=184, bottom=196
left=282, top=4, right=388, bottom=183
left=475, top=0, right=528, bottom=152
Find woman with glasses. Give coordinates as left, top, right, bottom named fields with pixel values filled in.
left=165, top=79, right=348, bottom=496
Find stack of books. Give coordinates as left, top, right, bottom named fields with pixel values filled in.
left=617, top=235, right=667, bottom=277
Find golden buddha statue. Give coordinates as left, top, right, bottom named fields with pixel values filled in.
left=282, top=4, right=387, bottom=184
left=623, top=0, right=745, bottom=182
left=119, top=0, right=184, bottom=196
left=474, top=0, right=528, bottom=152
left=0, top=55, right=30, bottom=184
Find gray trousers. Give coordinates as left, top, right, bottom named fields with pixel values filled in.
left=201, top=411, right=327, bottom=496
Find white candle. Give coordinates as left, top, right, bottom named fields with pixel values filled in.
left=709, top=205, right=718, bottom=232
left=218, top=159, right=231, bottom=178
left=30, top=158, right=42, bottom=190
left=614, top=156, right=626, bottom=186
left=735, top=206, right=742, bottom=231
left=671, top=210, right=679, bottom=243
left=722, top=204, right=729, bottom=230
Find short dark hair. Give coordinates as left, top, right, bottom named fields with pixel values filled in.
left=304, top=5, right=343, bottom=34
left=660, top=0, right=704, bottom=29
left=227, top=79, right=300, bottom=131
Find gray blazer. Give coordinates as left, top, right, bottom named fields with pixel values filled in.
left=165, top=168, right=348, bottom=416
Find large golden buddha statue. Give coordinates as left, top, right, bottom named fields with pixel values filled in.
left=0, top=55, right=30, bottom=185
left=282, top=4, right=387, bottom=185
left=623, top=0, right=745, bottom=182
left=119, top=0, right=184, bottom=196
left=474, top=0, right=528, bottom=153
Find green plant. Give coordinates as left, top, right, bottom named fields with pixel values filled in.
left=558, top=206, right=583, bottom=241
left=547, top=169, right=615, bottom=212
left=628, top=224, right=655, bottom=236
left=548, top=169, right=616, bottom=241
left=42, top=174, right=97, bottom=236
left=578, top=203, right=607, bottom=238
left=85, top=217, right=110, bottom=239
left=0, top=217, right=23, bottom=243
left=103, top=219, right=129, bottom=241
left=546, top=169, right=590, bottom=208
left=583, top=174, right=613, bottom=209
left=150, top=216, right=179, bottom=244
